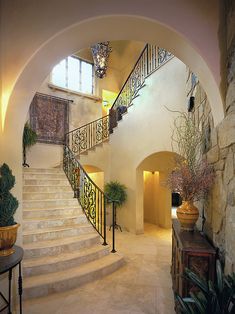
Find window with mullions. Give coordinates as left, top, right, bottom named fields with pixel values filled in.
left=51, top=56, right=94, bottom=95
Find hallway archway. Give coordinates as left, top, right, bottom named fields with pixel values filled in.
left=136, top=151, right=180, bottom=233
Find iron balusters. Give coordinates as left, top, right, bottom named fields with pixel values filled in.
left=65, top=45, right=172, bottom=156
left=63, top=145, right=117, bottom=251
left=111, top=44, right=173, bottom=112
left=63, top=44, right=173, bottom=251
left=65, top=115, right=110, bottom=156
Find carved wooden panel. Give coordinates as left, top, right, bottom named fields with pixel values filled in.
left=30, top=93, right=69, bottom=145
left=171, top=219, right=216, bottom=312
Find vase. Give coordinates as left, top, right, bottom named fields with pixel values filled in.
left=0, top=223, right=20, bottom=256
left=176, top=201, right=199, bottom=231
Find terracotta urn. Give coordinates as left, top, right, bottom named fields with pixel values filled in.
left=176, top=201, right=199, bottom=231
left=0, top=223, right=20, bottom=256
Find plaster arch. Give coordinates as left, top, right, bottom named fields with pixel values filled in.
left=3, top=13, right=224, bottom=144
left=83, top=165, right=105, bottom=191
left=0, top=7, right=226, bottom=238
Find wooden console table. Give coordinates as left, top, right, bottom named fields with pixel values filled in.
left=171, top=219, right=216, bottom=310
left=0, top=246, right=24, bottom=314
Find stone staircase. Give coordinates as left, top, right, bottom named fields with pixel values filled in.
left=22, top=168, right=124, bottom=299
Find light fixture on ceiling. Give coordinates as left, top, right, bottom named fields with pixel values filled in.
left=91, top=42, right=112, bottom=79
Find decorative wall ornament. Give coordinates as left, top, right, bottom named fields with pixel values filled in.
left=30, top=93, right=70, bottom=145
left=91, top=42, right=112, bottom=79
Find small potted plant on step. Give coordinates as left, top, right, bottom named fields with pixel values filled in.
left=104, top=181, right=127, bottom=232
left=0, top=163, right=20, bottom=256
left=22, top=122, right=37, bottom=167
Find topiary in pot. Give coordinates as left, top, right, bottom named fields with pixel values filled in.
left=22, top=122, right=37, bottom=167
left=0, top=163, right=20, bottom=256
left=104, top=181, right=127, bottom=231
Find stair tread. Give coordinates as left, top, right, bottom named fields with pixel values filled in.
left=23, top=185, right=70, bottom=187
left=23, top=214, right=83, bottom=222
left=24, top=179, right=68, bottom=182
left=23, top=191, right=73, bottom=194
left=23, top=245, right=109, bottom=267
left=23, top=206, right=81, bottom=212
left=23, top=198, right=78, bottom=202
left=23, top=223, right=90, bottom=235
left=23, top=168, right=62, bottom=171
left=24, top=253, right=123, bottom=288
left=23, top=233, right=99, bottom=250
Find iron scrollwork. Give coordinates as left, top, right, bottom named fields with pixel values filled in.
left=158, top=47, right=172, bottom=66
left=63, top=145, right=107, bottom=242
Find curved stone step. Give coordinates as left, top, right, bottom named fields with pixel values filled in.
left=23, top=234, right=101, bottom=258
left=24, top=253, right=124, bottom=299
left=23, top=185, right=72, bottom=193
left=24, top=179, right=69, bottom=186
left=23, top=191, right=74, bottom=200
left=23, top=207, right=82, bottom=219
left=23, top=224, right=93, bottom=243
left=23, top=173, right=66, bottom=180
left=23, top=168, right=62, bottom=174
left=23, top=198, right=78, bottom=209
left=23, top=245, right=110, bottom=277
left=23, top=215, right=88, bottom=230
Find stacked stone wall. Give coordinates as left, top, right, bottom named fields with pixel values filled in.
left=189, top=0, right=235, bottom=273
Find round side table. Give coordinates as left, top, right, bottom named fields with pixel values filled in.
left=0, top=246, right=24, bottom=314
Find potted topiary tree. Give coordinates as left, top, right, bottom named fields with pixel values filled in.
left=0, top=163, right=20, bottom=256
left=104, top=181, right=127, bottom=232
left=22, top=122, right=37, bottom=167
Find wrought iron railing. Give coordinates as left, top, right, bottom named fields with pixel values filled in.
left=109, top=44, right=173, bottom=132
left=63, top=145, right=117, bottom=252
left=66, top=44, right=173, bottom=155
left=63, top=44, right=173, bottom=250
left=110, top=44, right=173, bottom=112
left=65, top=115, right=109, bottom=156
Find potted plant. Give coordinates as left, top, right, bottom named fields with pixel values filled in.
left=22, top=122, right=37, bottom=167
left=176, top=260, right=235, bottom=313
left=104, top=181, right=127, bottom=231
left=0, top=163, right=20, bottom=256
left=166, top=112, right=215, bottom=230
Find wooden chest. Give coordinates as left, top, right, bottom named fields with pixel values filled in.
left=171, top=219, right=216, bottom=301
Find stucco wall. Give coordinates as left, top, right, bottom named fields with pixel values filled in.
left=80, top=57, right=187, bottom=233
left=26, top=40, right=145, bottom=168
left=0, top=0, right=226, bottom=253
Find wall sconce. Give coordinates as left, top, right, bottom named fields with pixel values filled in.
left=188, top=96, right=195, bottom=112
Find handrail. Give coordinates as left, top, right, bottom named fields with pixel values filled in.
left=66, top=114, right=109, bottom=136
left=65, top=115, right=110, bottom=156
left=63, top=144, right=117, bottom=252
left=111, top=44, right=148, bottom=109
left=111, top=44, right=173, bottom=111
left=66, top=44, right=173, bottom=156
left=63, top=44, right=173, bottom=252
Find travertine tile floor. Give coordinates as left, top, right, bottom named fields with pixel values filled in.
left=24, top=223, right=175, bottom=314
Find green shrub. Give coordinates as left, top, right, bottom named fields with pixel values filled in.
left=104, top=181, right=127, bottom=207
left=0, top=163, right=19, bottom=226
left=23, top=122, right=37, bottom=148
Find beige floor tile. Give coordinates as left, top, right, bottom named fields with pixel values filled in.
left=24, top=223, right=175, bottom=314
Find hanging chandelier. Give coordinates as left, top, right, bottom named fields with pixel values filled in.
left=91, top=42, right=112, bottom=79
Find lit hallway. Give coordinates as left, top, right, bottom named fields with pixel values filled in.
left=24, top=223, right=174, bottom=314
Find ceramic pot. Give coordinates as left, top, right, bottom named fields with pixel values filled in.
left=0, top=223, right=20, bottom=256
left=176, top=201, right=199, bottom=231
